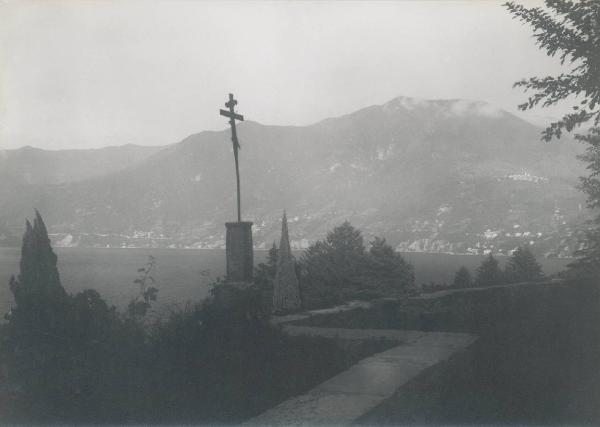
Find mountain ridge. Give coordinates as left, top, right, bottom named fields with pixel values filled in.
left=0, top=96, right=589, bottom=257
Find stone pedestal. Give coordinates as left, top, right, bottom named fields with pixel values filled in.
left=225, top=221, right=253, bottom=283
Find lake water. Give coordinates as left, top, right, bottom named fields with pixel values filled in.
left=0, top=247, right=572, bottom=316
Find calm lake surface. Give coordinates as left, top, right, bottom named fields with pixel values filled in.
left=0, top=247, right=572, bottom=315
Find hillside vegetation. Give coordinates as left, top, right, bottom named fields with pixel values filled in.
left=0, top=97, right=587, bottom=256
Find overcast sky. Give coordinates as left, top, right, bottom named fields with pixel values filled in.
left=0, top=0, right=569, bottom=150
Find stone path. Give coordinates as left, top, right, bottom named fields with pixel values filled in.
left=248, top=281, right=556, bottom=424
left=246, top=303, right=477, bottom=425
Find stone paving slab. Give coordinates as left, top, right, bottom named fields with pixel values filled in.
left=317, top=359, right=427, bottom=397
left=246, top=389, right=383, bottom=426
left=245, top=328, right=476, bottom=426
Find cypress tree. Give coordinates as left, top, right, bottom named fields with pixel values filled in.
left=5, top=211, right=70, bottom=411
left=9, top=210, right=66, bottom=308
left=272, top=211, right=301, bottom=313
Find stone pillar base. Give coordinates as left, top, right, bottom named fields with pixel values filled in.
left=225, top=221, right=253, bottom=283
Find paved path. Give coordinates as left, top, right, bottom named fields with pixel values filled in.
left=245, top=327, right=475, bottom=426
left=246, top=302, right=478, bottom=426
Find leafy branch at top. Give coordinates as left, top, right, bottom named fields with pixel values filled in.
left=504, top=0, right=600, bottom=140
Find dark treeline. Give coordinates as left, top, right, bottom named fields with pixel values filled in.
left=256, top=221, right=415, bottom=309
left=449, top=246, right=545, bottom=290
left=0, top=213, right=399, bottom=423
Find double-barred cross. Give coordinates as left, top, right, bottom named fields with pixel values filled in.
left=220, top=93, right=245, bottom=222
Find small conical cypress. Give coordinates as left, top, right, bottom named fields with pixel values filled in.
left=272, top=211, right=301, bottom=313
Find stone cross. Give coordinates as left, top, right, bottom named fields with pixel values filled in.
left=220, top=94, right=253, bottom=284
left=219, top=93, right=244, bottom=222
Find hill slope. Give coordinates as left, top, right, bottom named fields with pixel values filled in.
left=0, top=97, right=588, bottom=256
left=0, top=144, right=164, bottom=186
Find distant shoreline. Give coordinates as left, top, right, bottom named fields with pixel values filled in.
left=0, top=245, right=576, bottom=260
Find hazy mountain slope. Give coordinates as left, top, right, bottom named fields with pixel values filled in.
left=0, top=96, right=589, bottom=256
left=0, top=144, right=164, bottom=245
left=0, top=144, right=164, bottom=186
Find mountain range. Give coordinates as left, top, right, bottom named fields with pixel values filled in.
left=0, top=96, right=590, bottom=257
